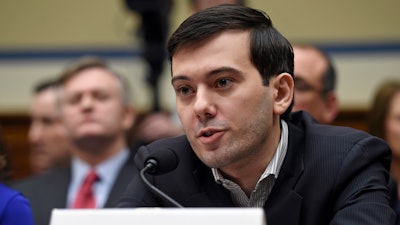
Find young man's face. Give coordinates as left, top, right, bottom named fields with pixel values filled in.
left=171, top=30, right=283, bottom=173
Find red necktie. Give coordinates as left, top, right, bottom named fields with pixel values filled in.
left=73, top=170, right=98, bottom=208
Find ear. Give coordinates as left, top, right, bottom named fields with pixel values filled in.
left=122, top=106, right=136, bottom=131
left=272, top=73, right=294, bottom=116
left=322, top=91, right=339, bottom=124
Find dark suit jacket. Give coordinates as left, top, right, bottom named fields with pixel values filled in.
left=12, top=151, right=136, bottom=225
left=118, top=111, right=396, bottom=225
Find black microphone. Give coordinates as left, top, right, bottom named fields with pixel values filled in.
left=139, top=148, right=183, bottom=208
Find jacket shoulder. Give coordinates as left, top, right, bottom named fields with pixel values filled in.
left=289, top=111, right=391, bottom=169
left=10, top=168, right=70, bottom=194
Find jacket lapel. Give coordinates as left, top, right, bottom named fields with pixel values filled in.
left=184, top=162, right=234, bottom=207
left=104, top=151, right=137, bottom=208
left=265, top=121, right=305, bottom=225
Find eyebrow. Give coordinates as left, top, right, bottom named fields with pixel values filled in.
left=171, top=75, right=190, bottom=85
left=171, top=66, right=243, bottom=85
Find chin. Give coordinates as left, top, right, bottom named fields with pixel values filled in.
left=77, top=127, right=104, bottom=135
left=74, top=132, right=104, bottom=141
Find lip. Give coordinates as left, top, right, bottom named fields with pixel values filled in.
left=82, top=117, right=96, bottom=123
left=197, top=128, right=225, bottom=145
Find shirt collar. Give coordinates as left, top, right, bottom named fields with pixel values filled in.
left=71, top=148, right=130, bottom=184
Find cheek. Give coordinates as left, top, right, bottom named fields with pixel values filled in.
left=176, top=106, right=192, bottom=129
left=53, top=128, right=67, bottom=140
left=388, top=123, right=400, bottom=137
left=385, top=121, right=400, bottom=152
left=62, top=107, right=77, bottom=121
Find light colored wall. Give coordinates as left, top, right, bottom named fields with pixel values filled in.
left=0, top=0, right=134, bottom=48
left=249, top=1, right=400, bottom=42
left=2, top=0, right=398, bottom=46
left=0, top=0, right=399, bottom=113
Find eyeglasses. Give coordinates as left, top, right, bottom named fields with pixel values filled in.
left=294, top=77, right=328, bottom=96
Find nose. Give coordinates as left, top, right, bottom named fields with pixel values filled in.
left=193, top=87, right=216, bottom=122
left=80, top=95, right=94, bottom=111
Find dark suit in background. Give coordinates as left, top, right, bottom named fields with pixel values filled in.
left=118, top=111, right=396, bottom=225
left=12, top=152, right=136, bottom=225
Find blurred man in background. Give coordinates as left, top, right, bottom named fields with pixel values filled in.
left=28, top=79, right=71, bottom=175
left=292, top=44, right=339, bottom=124
left=13, top=56, right=137, bottom=225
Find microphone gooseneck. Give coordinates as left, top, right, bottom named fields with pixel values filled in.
left=139, top=149, right=183, bottom=208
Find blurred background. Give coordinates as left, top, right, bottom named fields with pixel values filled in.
left=0, top=0, right=399, bottom=178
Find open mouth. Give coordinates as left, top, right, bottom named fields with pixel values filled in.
left=197, top=129, right=224, bottom=145
left=202, top=130, right=216, bottom=137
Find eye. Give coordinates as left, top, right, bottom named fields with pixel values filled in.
left=41, top=117, right=56, bottom=126
left=176, top=85, right=194, bottom=97
left=294, top=77, right=315, bottom=92
left=66, top=94, right=81, bottom=105
left=216, top=78, right=232, bottom=88
left=94, top=91, right=109, bottom=101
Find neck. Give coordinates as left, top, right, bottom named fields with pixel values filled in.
left=220, top=119, right=282, bottom=196
left=72, top=135, right=126, bottom=166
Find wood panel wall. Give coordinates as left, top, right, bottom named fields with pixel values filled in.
left=0, top=109, right=370, bottom=181
left=1, top=114, right=31, bottom=180
left=332, top=109, right=369, bottom=132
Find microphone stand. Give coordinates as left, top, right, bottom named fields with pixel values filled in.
left=140, top=163, right=184, bottom=208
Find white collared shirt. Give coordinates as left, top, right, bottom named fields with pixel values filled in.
left=67, top=148, right=129, bottom=208
left=212, top=120, right=288, bottom=207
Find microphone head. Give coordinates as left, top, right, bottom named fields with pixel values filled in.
left=144, top=148, right=179, bottom=175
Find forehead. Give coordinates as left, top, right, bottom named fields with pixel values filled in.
left=171, top=30, right=251, bottom=77
left=63, top=67, right=119, bottom=92
left=32, top=89, right=56, bottom=108
left=293, top=47, right=327, bottom=82
left=30, top=89, right=58, bottom=115
left=35, top=88, right=56, bottom=101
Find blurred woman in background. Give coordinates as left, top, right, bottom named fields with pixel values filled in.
left=368, top=80, right=400, bottom=224
left=0, top=126, right=34, bottom=225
